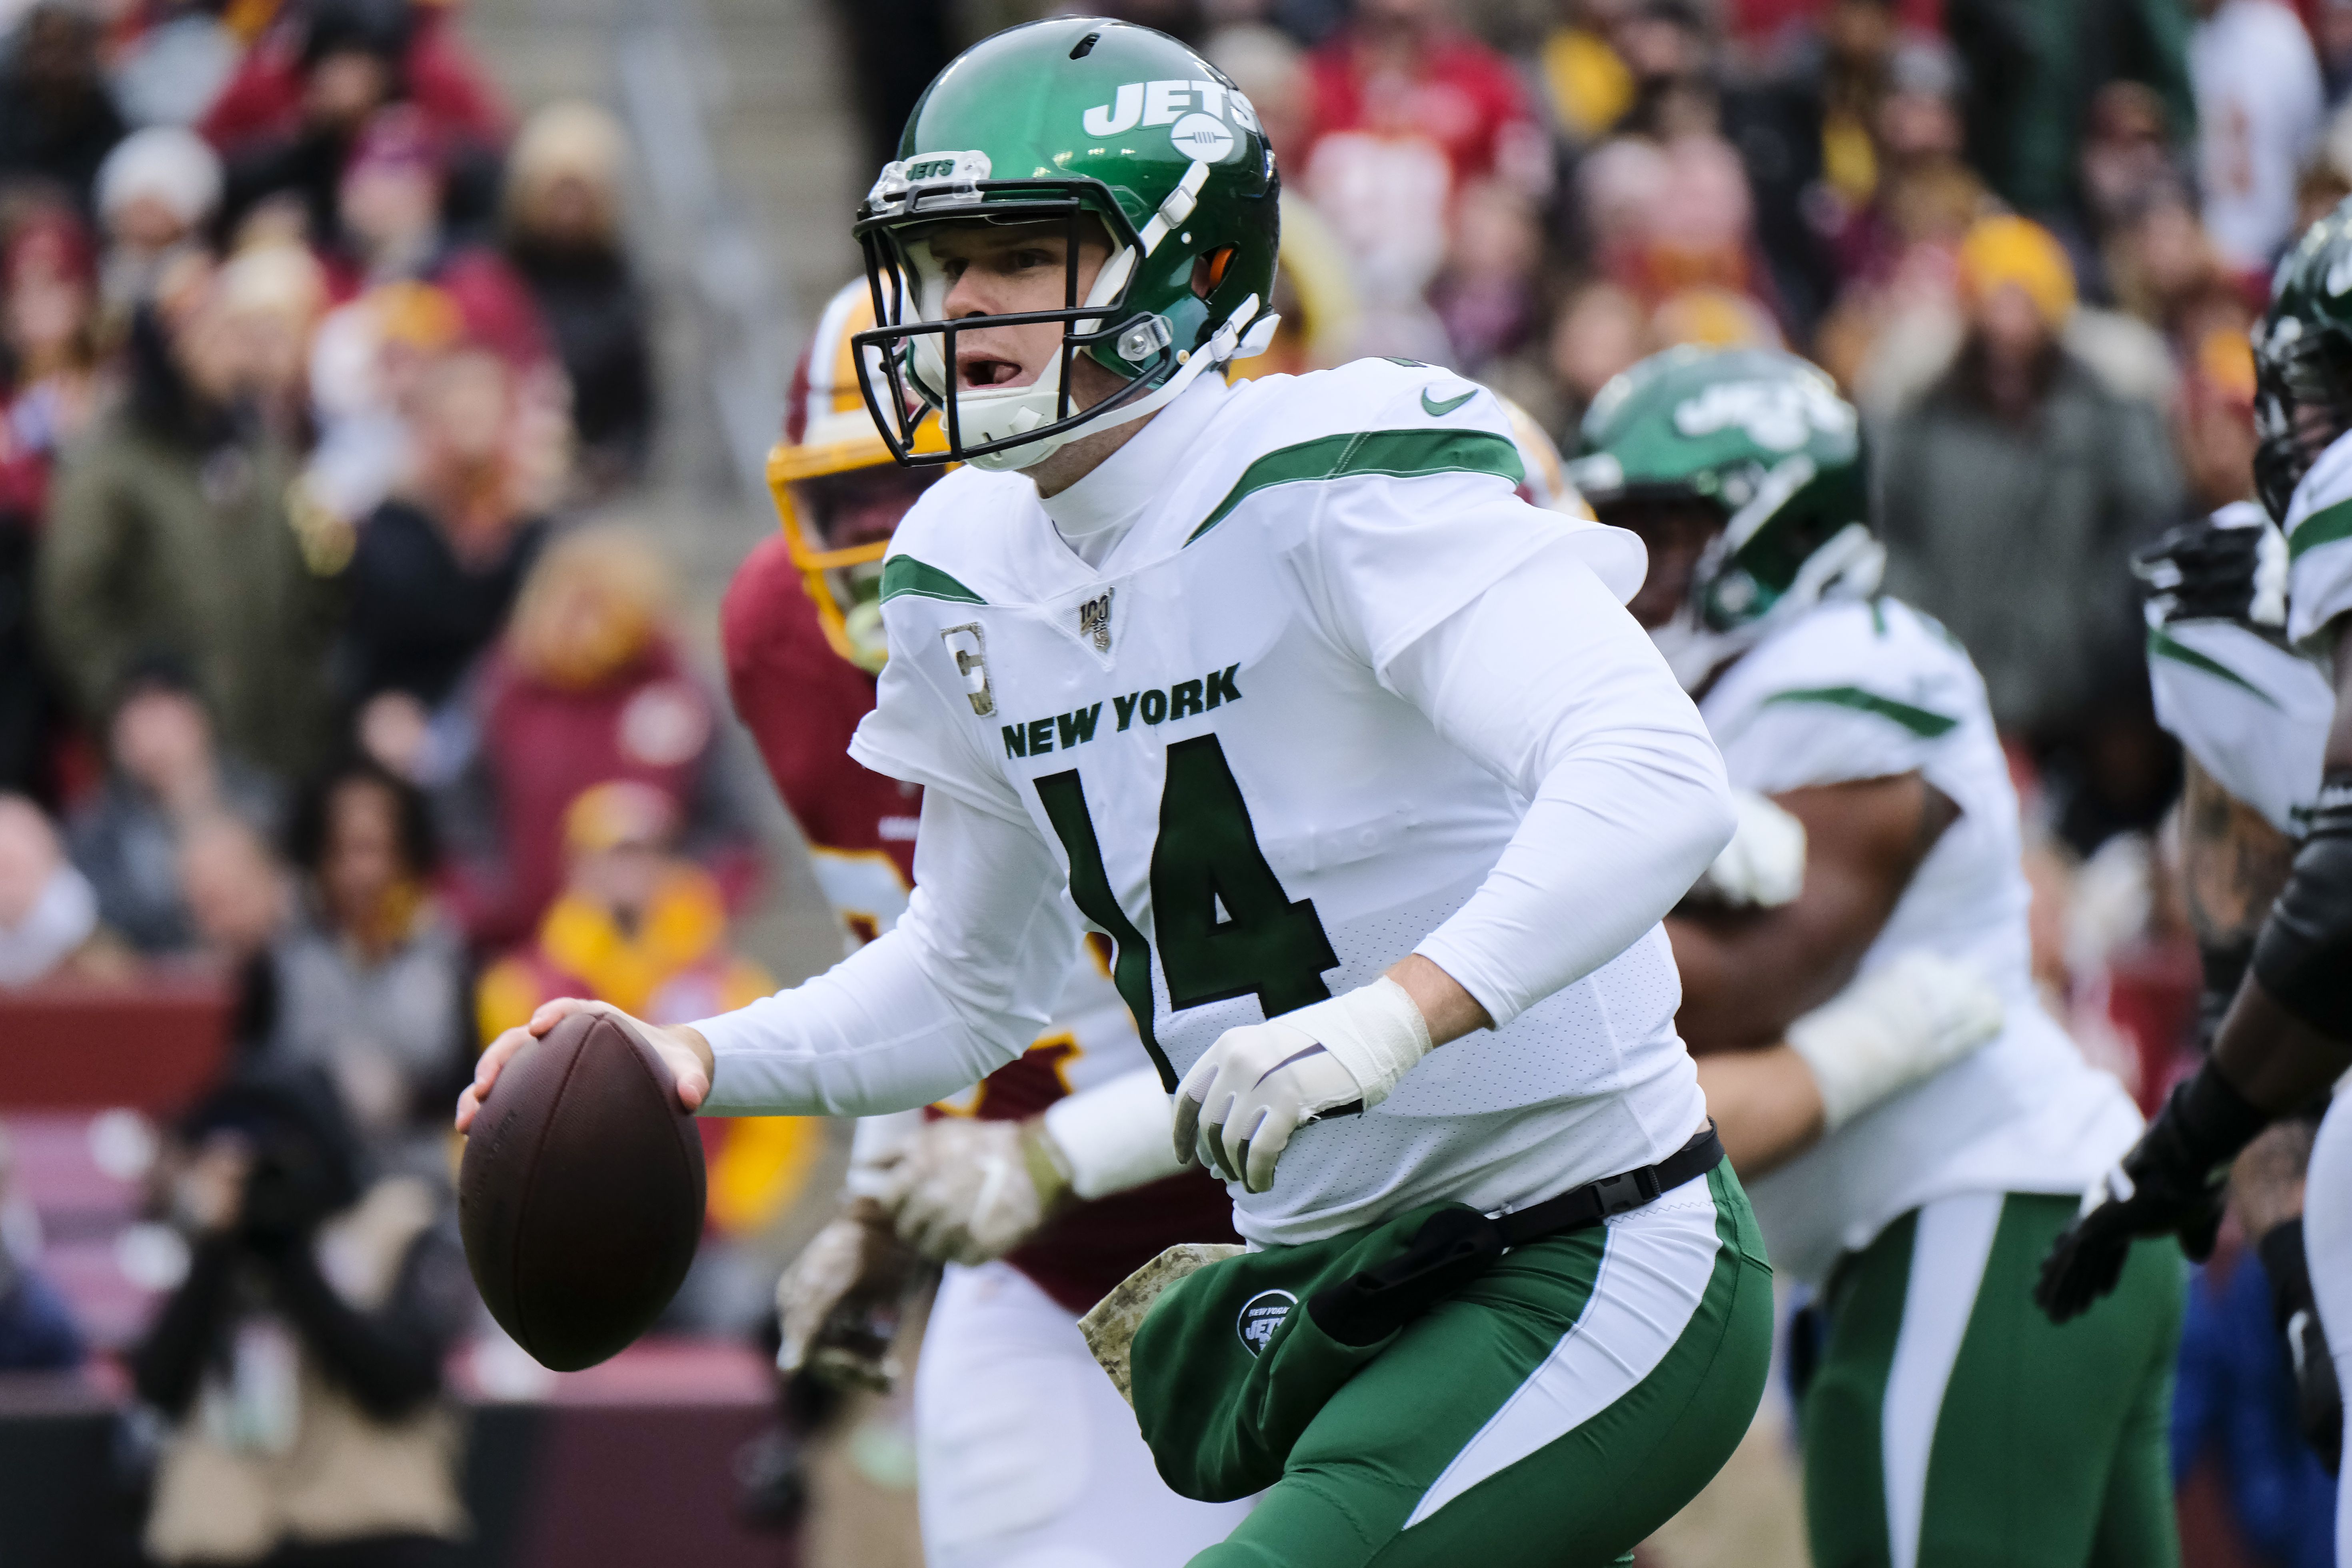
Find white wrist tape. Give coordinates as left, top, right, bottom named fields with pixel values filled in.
left=1784, top=951, right=2003, bottom=1131
left=844, top=1109, right=927, bottom=1199
left=1280, top=976, right=1435, bottom=1110
left=1040, top=1067, right=1187, bottom=1200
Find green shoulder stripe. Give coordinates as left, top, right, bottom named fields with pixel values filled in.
left=2146, top=627, right=2277, bottom=707
left=2290, top=497, right=2352, bottom=562
left=1760, top=685, right=1959, bottom=738
left=1185, top=428, right=1525, bottom=545
left=879, top=555, right=986, bottom=606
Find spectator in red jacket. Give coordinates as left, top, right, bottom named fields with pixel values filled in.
left=438, top=526, right=760, bottom=950
left=1296, top=0, right=1549, bottom=360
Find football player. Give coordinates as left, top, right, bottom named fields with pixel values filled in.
left=2039, top=205, right=2352, bottom=1562
left=2134, top=500, right=2340, bottom=1466
left=724, top=278, right=1253, bottom=1565
left=468, top=18, right=1779, bottom=1562
left=1571, top=346, right=2174, bottom=1567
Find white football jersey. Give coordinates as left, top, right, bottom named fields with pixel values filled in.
left=2148, top=617, right=2332, bottom=835
left=805, top=843, right=1155, bottom=1107
left=849, top=362, right=1708, bottom=1245
left=1708, top=598, right=2143, bottom=1284
left=2283, top=427, right=2352, bottom=654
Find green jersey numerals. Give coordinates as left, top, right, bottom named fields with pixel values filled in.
left=1035, top=735, right=1339, bottom=1090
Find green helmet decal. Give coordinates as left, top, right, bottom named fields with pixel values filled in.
left=851, top=18, right=1282, bottom=470
left=2254, top=194, right=2352, bottom=522
left=1569, top=346, right=1874, bottom=638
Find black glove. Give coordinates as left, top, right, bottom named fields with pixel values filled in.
left=2036, top=1064, right=2270, bottom=1324
left=2131, top=506, right=2287, bottom=629
left=2260, top=1218, right=2344, bottom=1474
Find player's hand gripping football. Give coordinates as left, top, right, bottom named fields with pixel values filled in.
left=775, top=1199, right=924, bottom=1392
left=1175, top=977, right=1433, bottom=1194
left=456, top=997, right=714, bottom=1132
left=2035, top=1064, right=2270, bottom=1323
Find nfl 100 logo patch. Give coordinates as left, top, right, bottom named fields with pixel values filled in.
left=1237, top=1289, right=1296, bottom=1357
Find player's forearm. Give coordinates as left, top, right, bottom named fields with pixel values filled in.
left=1694, top=1047, right=1825, bottom=1177
left=1417, top=725, right=1731, bottom=1026
left=693, top=915, right=1043, bottom=1117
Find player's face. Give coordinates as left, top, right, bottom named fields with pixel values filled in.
left=1597, top=497, right=1727, bottom=630
left=922, top=220, right=1115, bottom=397
left=793, top=464, right=943, bottom=551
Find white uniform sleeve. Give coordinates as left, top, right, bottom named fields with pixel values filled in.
left=1377, top=538, right=1735, bottom=1027
left=691, top=788, right=1082, bottom=1116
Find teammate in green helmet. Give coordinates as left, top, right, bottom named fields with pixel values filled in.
left=1581, top=345, right=2180, bottom=1568
left=1568, top=346, right=1881, bottom=689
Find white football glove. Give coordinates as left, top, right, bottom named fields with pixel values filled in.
left=1687, top=788, right=1807, bottom=908
left=775, top=1204, right=920, bottom=1391
left=882, top=1118, right=1069, bottom=1266
left=1173, top=977, right=1432, bottom=1193
left=1784, top=950, right=2004, bottom=1130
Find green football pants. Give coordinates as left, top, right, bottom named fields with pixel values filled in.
left=1801, top=1190, right=2184, bottom=1568
left=1190, top=1163, right=1774, bottom=1567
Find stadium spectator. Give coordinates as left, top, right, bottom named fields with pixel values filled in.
left=106, top=0, right=244, bottom=132
left=66, top=662, right=279, bottom=955
left=0, top=1123, right=82, bottom=1370
left=1428, top=179, right=1544, bottom=373
left=474, top=780, right=812, bottom=1240
left=339, top=336, right=550, bottom=713
left=2188, top=0, right=2325, bottom=282
left=1297, top=0, right=1547, bottom=360
left=475, top=780, right=769, bottom=1040
left=438, top=527, right=760, bottom=950
left=1875, top=214, right=2182, bottom=849
left=266, top=759, right=468, bottom=1178
left=92, top=126, right=223, bottom=329
left=330, top=106, right=546, bottom=367
left=0, top=3, right=127, bottom=215
left=39, top=260, right=342, bottom=785
left=132, top=1065, right=471, bottom=1567
left=180, top=812, right=294, bottom=1042
left=2175, top=323, right=2262, bottom=513
left=1, top=206, right=104, bottom=517
left=0, top=793, right=112, bottom=985
left=1943, top=0, right=2193, bottom=232
left=502, top=101, right=654, bottom=494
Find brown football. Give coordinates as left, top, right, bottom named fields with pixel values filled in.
left=459, top=1010, right=707, bottom=1371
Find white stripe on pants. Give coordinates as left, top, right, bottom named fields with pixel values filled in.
left=1879, top=1192, right=2003, bottom=1568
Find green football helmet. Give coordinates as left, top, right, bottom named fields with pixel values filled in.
left=1567, top=346, right=1881, bottom=688
left=851, top=18, right=1282, bottom=471
left=2254, top=195, right=2352, bottom=523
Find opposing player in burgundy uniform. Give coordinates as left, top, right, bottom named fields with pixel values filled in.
left=722, top=283, right=1252, bottom=1566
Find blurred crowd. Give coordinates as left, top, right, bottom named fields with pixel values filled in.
left=0, top=0, right=2346, bottom=1558
left=0, top=0, right=802, bottom=1558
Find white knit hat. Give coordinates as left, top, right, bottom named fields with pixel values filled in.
left=95, top=126, right=223, bottom=231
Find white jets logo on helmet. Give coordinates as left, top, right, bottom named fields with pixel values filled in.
left=1083, top=79, right=1260, bottom=160
left=1671, top=378, right=1856, bottom=453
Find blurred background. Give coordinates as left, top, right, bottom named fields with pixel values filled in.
left=0, top=0, right=2334, bottom=1562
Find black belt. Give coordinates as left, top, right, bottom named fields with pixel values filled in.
left=1308, top=1124, right=1727, bottom=1347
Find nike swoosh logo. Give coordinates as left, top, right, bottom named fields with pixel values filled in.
left=1421, top=387, right=1477, bottom=417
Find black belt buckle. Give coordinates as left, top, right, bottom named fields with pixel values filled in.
left=1590, top=1167, right=1659, bottom=1217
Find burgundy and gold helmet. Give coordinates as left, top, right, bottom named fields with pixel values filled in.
left=765, top=281, right=950, bottom=671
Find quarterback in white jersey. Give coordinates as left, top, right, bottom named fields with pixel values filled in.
left=2044, top=200, right=2352, bottom=1558
left=1571, top=346, right=2170, bottom=1568
left=465, top=20, right=1782, bottom=1564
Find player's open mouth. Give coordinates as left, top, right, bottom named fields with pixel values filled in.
left=960, top=356, right=1028, bottom=389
